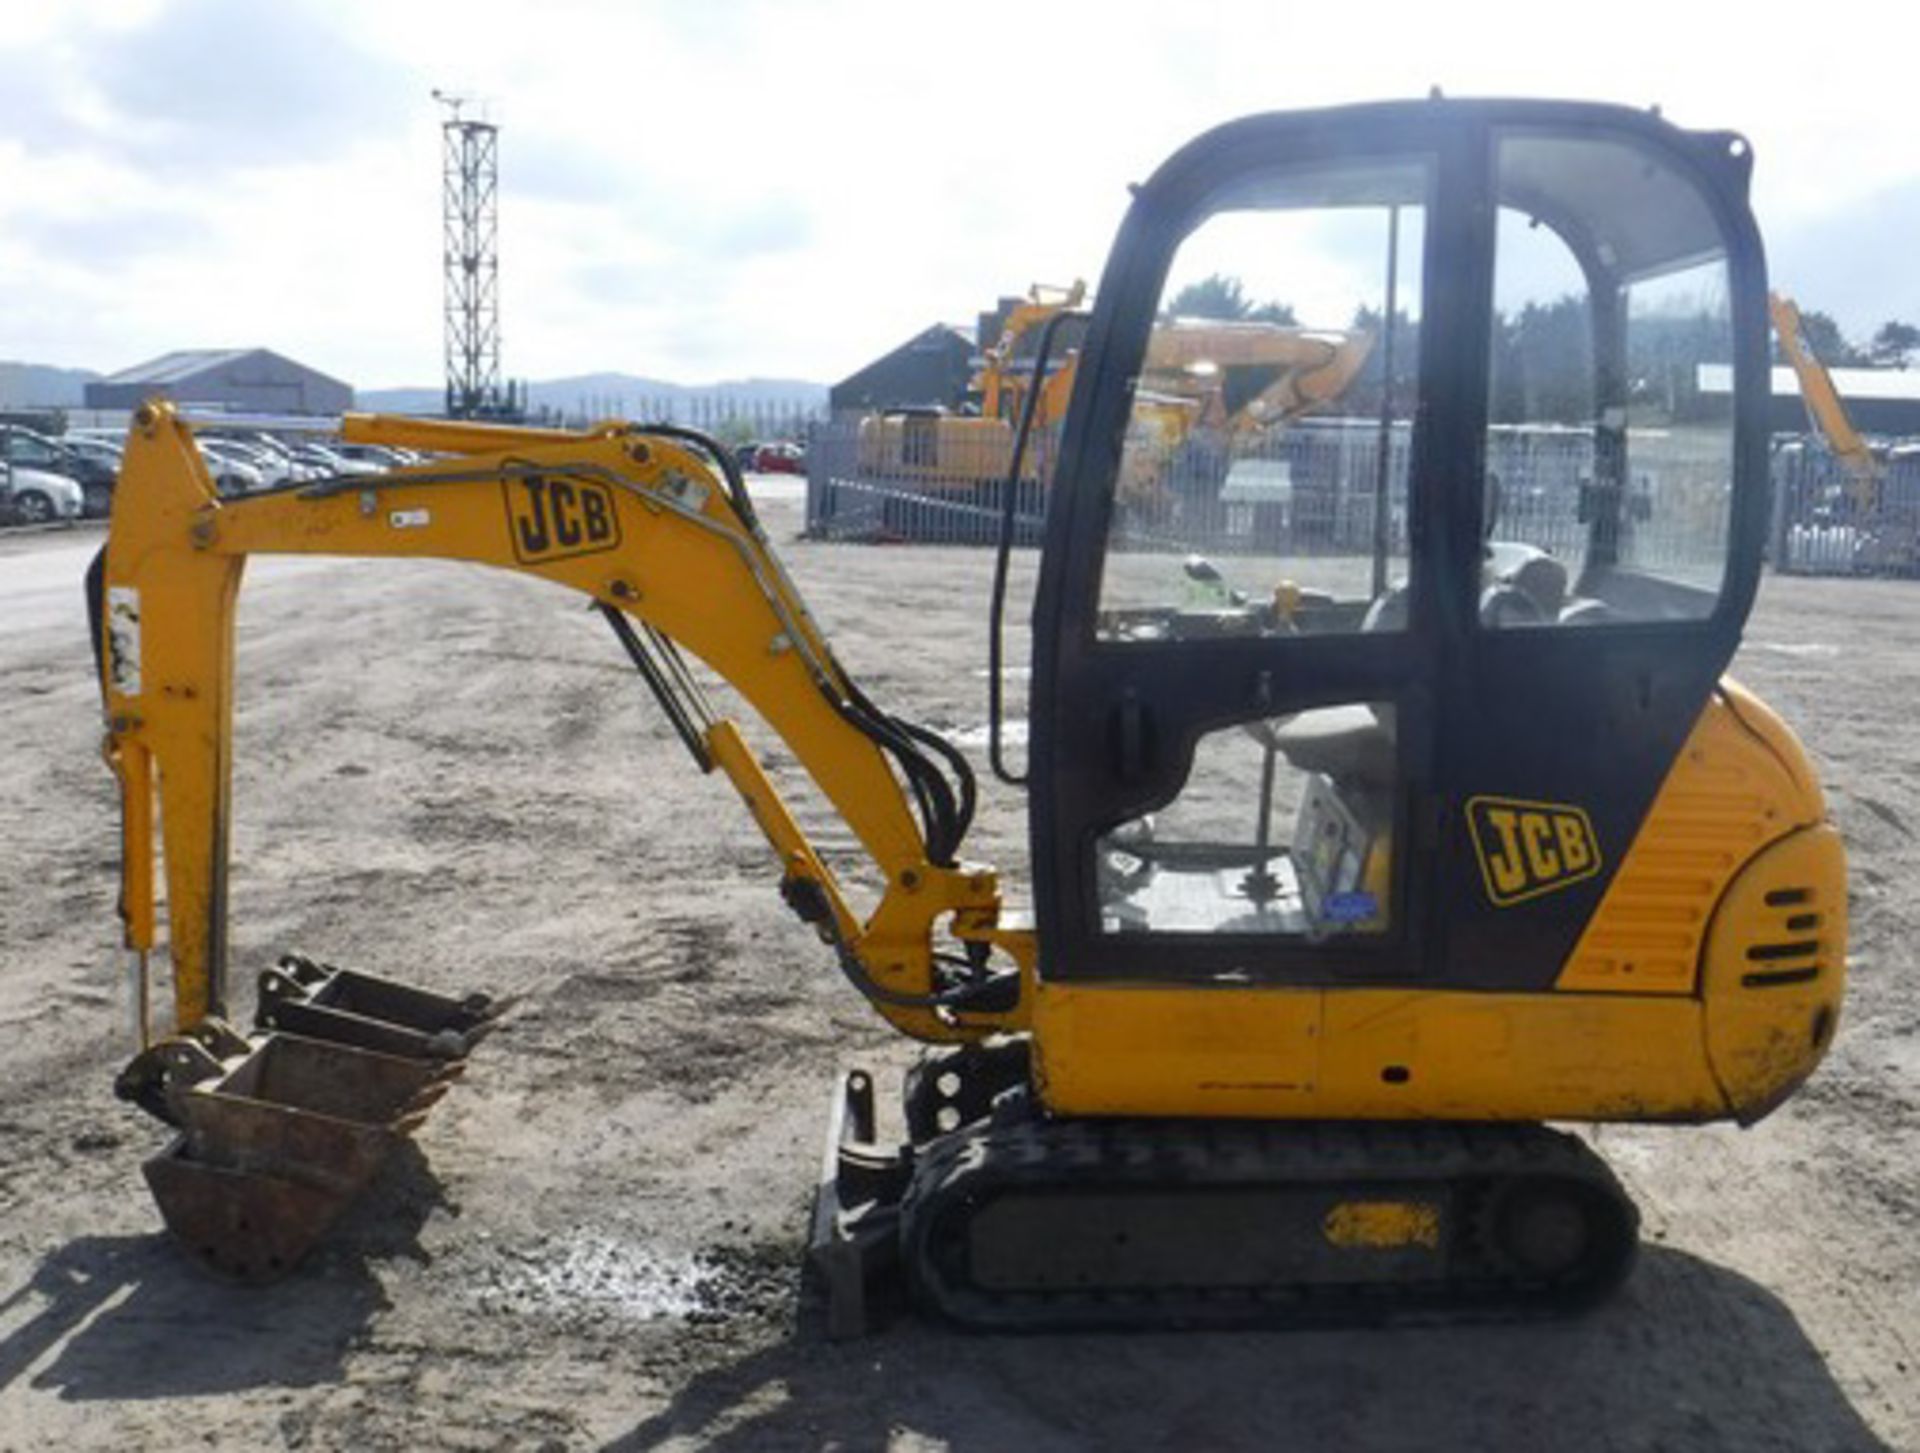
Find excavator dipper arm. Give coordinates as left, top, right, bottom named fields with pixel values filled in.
left=93, top=402, right=1024, bottom=1277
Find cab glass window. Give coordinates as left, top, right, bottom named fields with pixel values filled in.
left=1098, top=158, right=1429, bottom=641
left=1483, top=133, right=1734, bottom=627
left=1098, top=704, right=1396, bottom=938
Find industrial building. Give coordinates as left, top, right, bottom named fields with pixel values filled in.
left=83, top=348, right=352, bottom=415
left=828, top=324, right=974, bottom=416
left=1700, top=362, right=1920, bottom=436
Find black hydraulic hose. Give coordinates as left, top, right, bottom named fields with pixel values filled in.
left=892, top=713, right=977, bottom=850
left=989, top=308, right=1088, bottom=788
left=595, top=602, right=714, bottom=772
left=840, top=684, right=958, bottom=864
left=634, top=420, right=976, bottom=865
left=631, top=421, right=763, bottom=536
left=840, top=671, right=973, bottom=856
left=84, top=546, right=109, bottom=707
left=825, top=923, right=1002, bottom=1011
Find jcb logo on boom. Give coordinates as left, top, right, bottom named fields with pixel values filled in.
left=503, top=475, right=621, bottom=564
left=1466, top=796, right=1602, bottom=907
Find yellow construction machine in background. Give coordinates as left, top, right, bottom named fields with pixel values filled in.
left=1770, top=290, right=1913, bottom=571
left=857, top=275, right=1372, bottom=507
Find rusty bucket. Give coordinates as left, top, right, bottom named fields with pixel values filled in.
left=121, top=958, right=504, bottom=1282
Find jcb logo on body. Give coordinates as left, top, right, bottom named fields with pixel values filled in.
left=503, top=475, right=621, bottom=563
left=1466, top=796, right=1602, bottom=907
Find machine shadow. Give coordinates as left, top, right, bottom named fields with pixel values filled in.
left=0, top=1141, right=446, bottom=1401
left=605, top=1246, right=1887, bottom=1452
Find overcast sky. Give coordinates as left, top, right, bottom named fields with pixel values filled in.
left=3, top=0, right=1916, bottom=389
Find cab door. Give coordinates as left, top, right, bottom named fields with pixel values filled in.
left=1029, top=109, right=1487, bottom=987
left=1432, top=120, right=1769, bottom=992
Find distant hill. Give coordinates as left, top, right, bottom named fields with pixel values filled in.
left=0, top=357, right=828, bottom=423
left=351, top=384, right=442, bottom=414
left=0, top=362, right=100, bottom=408
left=358, top=372, right=829, bottom=418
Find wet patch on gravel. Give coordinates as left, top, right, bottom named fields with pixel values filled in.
left=467, top=1233, right=796, bottom=1335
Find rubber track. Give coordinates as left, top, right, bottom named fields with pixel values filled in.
left=900, top=1117, right=1639, bottom=1331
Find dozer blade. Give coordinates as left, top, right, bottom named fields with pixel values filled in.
left=121, top=956, right=503, bottom=1282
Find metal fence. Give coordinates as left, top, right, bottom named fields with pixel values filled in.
left=1108, top=418, right=1413, bottom=558
left=557, top=393, right=825, bottom=439
left=805, top=414, right=1734, bottom=576
left=804, top=416, right=1052, bottom=544
left=804, top=414, right=1406, bottom=551
left=1771, top=441, right=1920, bottom=576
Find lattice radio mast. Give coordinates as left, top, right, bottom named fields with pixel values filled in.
left=434, top=92, right=511, bottom=419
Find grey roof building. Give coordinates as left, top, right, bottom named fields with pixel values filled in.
left=84, top=348, right=352, bottom=414
left=829, top=325, right=974, bottom=416
left=1700, top=363, right=1920, bottom=436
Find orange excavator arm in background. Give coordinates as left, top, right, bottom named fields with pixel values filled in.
left=1770, top=291, right=1881, bottom=513
left=1142, top=318, right=1375, bottom=433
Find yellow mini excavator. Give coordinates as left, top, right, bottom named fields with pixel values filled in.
left=90, top=99, right=1845, bottom=1332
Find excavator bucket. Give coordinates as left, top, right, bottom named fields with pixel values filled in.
left=120, top=960, right=504, bottom=1282
left=255, top=953, right=504, bottom=1061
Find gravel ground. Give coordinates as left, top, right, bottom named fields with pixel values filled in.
left=0, top=497, right=1914, bottom=1451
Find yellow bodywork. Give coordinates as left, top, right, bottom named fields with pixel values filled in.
left=856, top=412, right=1030, bottom=484
left=1029, top=680, right=1845, bottom=1126
left=99, top=404, right=1029, bottom=1048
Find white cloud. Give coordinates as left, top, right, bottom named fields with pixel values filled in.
left=1, top=0, right=1916, bottom=389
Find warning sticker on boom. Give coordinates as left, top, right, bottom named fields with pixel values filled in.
left=1466, top=796, right=1602, bottom=907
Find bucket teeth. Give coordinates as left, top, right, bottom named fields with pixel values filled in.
left=128, top=953, right=504, bottom=1282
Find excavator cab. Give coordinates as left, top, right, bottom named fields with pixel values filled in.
left=1030, top=100, right=1769, bottom=990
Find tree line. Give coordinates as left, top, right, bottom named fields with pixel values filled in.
left=1788, top=309, right=1920, bottom=370
left=1167, top=272, right=1918, bottom=427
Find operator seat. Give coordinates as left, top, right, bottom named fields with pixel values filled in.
left=1269, top=542, right=1570, bottom=785
left=1482, top=540, right=1569, bottom=625
left=1263, top=586, right=1405, bottom=785
left=1271, top=704, right=1395, bottom=786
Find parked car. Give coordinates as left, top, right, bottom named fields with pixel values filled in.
left=62, top=435, right=123, bottom=468
left=751, top=441, right=806, bottom=474
left=289, top=442, right=369, bottom=476
left=199, top=433, right=299, bottom=488
left=0, top=425, right=117, bottom=517
left=59, top=436, right=125, bottom=515
left=194, top=438, right=268, bottom=496
left=0, top=461, right=86, bottom=525
left=329, top=442, right=410, bottom=471
left=226, top=433, right=328, bottom=483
